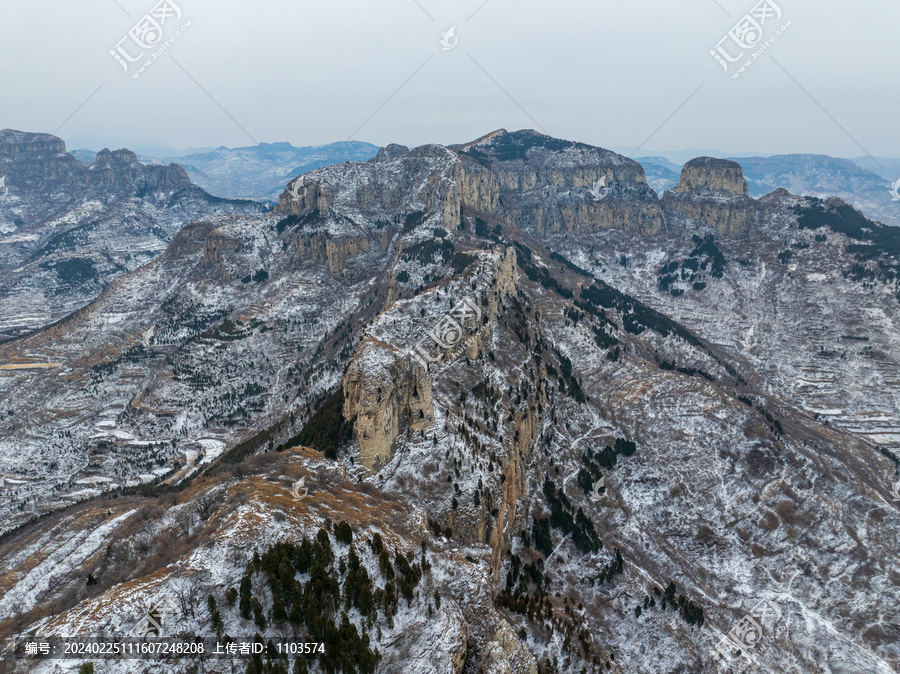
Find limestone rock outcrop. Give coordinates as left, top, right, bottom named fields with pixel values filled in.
left=370, top=143, right=410, bottom=163
left=342, top=342, right=433, bottom=472
left=274, top=129, right=664, bottom=239
left=672, top=156, right=748, bottom=197
left=0, top=129, right=67, bottom=157
left=203, top=227, right=242, bottom=269
left=343, top=248, right=518, bottom=473
left=291, top=231, right=373, bottom=273
left=457, top=129, right=664, bottom=236
left=480, top=620, right=539, bottom=673
left=663, top=156, right=758, bottom=238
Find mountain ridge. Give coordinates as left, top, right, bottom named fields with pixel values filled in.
left=0, top=128, right=898, bottom=673
left=0, top=129, right=265, bottom=339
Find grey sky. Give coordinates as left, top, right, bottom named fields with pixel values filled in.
left=1, top=0, right=897, bottom=158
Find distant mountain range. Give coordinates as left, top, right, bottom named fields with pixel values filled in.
left=635, top=153, right=900, bottom=226
left=852, top=155, right=900, bottom=182
left=69, top=139, right=900, bottom=226
left=73, top=141, right=380, bottom=202
left=632, top=156, right=683, bottom=194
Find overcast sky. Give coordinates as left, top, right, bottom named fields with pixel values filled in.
left=1, top=0, right=897, bottom=158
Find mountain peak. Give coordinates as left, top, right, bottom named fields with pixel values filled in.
left=371, top=143, right=410, bottom=163
left=455, top=128, right=588, bottom=163
left=452, top=128, right=508, bottom=151
left=91, top=148, right=140, bottom=166
left=0, top=129, right=67, bottom=158
left=673, top=156, right=748, bottom=197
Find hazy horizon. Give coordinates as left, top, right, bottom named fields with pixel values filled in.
left=2, top=0, right=897, bottom=164
left=49, top=132, right=900, bottom=165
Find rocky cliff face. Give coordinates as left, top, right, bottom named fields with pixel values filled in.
left=274, top=142, right=501, bottom=233
left=457, top=129, right=664, bottom=236
left=673, top=157, right=748, bottom=197
left=88, top=148, right=192, bottom=188
left=639, top=152, right=900, bottom=228
left=0, top=130, right=67, bottom=157
left=271, top=129, right=668, bottom=247
left=343, top=342, right=433, bottom=471
left=273, top=130, right=882, bottom=248
left=662, top=157, right=758, bottom=238
left=202, top=224, right=243, bottom=272
left=343, top=248, right=517, bottom=474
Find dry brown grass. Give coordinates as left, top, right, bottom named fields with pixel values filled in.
left=0, top=446, right=433, bottom=644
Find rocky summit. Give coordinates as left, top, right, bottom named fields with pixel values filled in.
left=0, top=129, right=898, bottom=674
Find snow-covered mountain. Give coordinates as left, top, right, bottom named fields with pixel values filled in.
left=1, top=130, right=898, bottom=673
left=0, top=130, right=265, bottom=339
